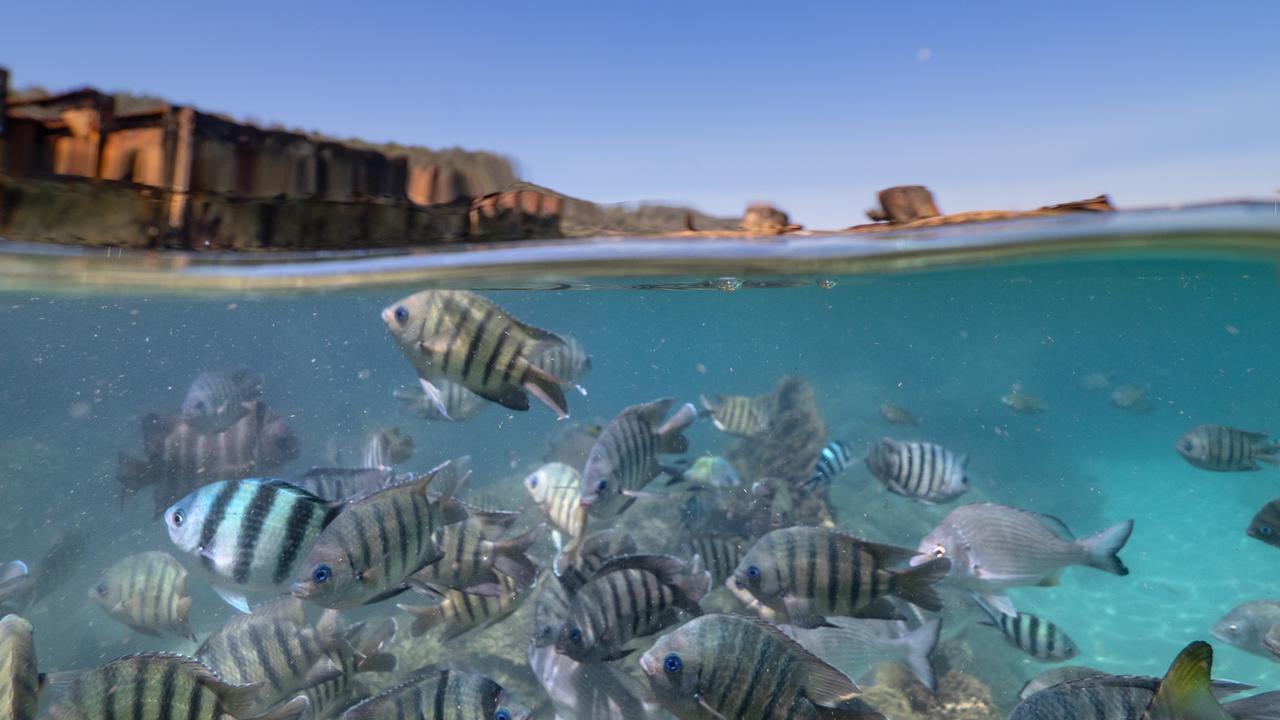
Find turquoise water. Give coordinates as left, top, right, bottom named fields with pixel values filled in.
left=6, top=206, right=1280, bottom=718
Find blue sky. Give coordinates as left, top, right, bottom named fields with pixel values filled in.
left=5, top=2, right=1278, bottom=228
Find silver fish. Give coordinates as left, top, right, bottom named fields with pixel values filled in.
left=865, top=437, right=969, bottom=504
left=393, top=380, right=485, bottom=422
left=781, top=617, right=940, bottom=691
left=579, top=398, right=696, bottom=517
left=878, top=403, right=919, bottom=426
left=975, top=598, right=1078, bottom=661
left=639, top=613, right=885, bottom=720
left=182, top=368, right=264, bottom=434
left=1177, top=425, right=1279, bottom=471
left=0, top=614, right=39, bottom=720
left=528, top=640, right=664, bottom=720
left=914, top=502, right=1132, bottom=615
left=804, top=439, right=858, bottom=490
left=1211, top=600, right=1280, bottom=660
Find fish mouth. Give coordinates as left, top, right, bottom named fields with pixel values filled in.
left=638, top=653, right=658, bottom=675
left=379, top=307, right=395, bottom=326
left=289, top=581, right=313, bottom=598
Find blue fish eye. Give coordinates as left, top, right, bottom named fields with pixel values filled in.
left=495, top=709, right=510, bottom=720
left=596, top=480, right=607, bottom=492
left=569, top=627, right=582, bottom=643
left=540, top=625, right=552, bottom=638
left=171, top=509, right=185, bottom=527
left=664, top=653, right=683, bottom=673
left=529, top=478, right=538, bottom=488
left=393, top=306, right=409, bottom=324
left=313, top=565, right=331, bottom=584
left=1262, top=525, right=1274, bottom=536
left=746, top=565, right=761, bottom=580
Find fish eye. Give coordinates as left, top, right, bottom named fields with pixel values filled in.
left=393, top=306, right=409, bottom=324
left=933, top=545, right=947, bottom=557
left=94, top=583, right=108, bottom=596
left=596, top=480, right=607, bottom=492
left=170, top=509, right=185, bottom=527
left=539, top=625, right=552, bottom=639
left=1262, top=525, right=1274, bottom=536
left=528, top=477, right=538, bottom=488
left=1181, top=440, right=1195, bottom=452
left=1229, top=624, right=1239, bottom=632
left=495, top=709, right=511, bottom=720
left=569, top=627, right=583, bottom=643
left=354, top=570, right=365, bottom=582
left=664, top=653, right=683, bottom=674
left=313, top=565, right=331, bottom=584
left=746, top=565, right=761, bottom=580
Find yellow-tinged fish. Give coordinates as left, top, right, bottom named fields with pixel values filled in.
left=699, top=393, right=769, bottom=437
left=0, top=614, right=39, bottom=720
left=90, top=551, right=196, bottom=641
left=381, top=290, right=571, bottom=418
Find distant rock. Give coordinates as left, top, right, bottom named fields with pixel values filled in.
left=741, top=202, right=794, bottom=234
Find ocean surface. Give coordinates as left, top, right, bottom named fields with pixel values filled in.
left=4, top=203, right=1280, bottom=718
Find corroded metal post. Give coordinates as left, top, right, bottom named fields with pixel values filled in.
left=167, top=107, right=195, bottom=233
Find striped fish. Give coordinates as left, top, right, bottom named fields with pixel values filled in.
left=681, top=536, right=747, bottom=586
left=165, top=478, right=341, bottom=612
left=1177, top=424, right=1279, bottom=471
left=408, top=519, right=542, bottom=593
left=524, top=463, right=585, bottom=538
left=532, top=572, right=573, bottom=647
left=341, top=666, right=531, bottom=720
left=976, top=598, right=1078, bottom=661
left=730, top=527, right=950, bottom=628
left=804, top=439, right=858, bottom=490
left=0, top=614, right=39, bottom=720
left=578, top=398, right=697, bottom=517
left=553, top=529, right=639, bottom=592
left=639, top=613, right=885, bottom=720
left=393, top=380, right=485, bottom=422
left=398, top=574, right=527, bottom=641
left=43, top=652, right=308, bottom=720
left=865, top=438, right=969, bottom=504
left=196, top=599, right=341, bottom=712
left=291, top=467, right=468, bottom=609
left=381, top=289, right=571, bottom=418
left=294, top=618, right=398, bottom=720
left=90, top=551, right=196, bottom=641
left=555, top=554, right=710, bottom=663
left=182, top=368, right=264, bottom=435
left=699, top=393, right=769, bottom=437
left=287, top=468, right=394, bottom=502
left=119, top=403, right=302, bottom=517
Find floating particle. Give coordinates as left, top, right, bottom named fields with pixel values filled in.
left=716, top=277, right=743, bottom=292
left=68, top=401, right=93, bottom=419
left=1226, top=325, right=1240, bottom=335
left=357, top=369, right=371, bottom=380
left=695, top=363, right=707, bottom=374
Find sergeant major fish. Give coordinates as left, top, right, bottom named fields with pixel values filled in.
left=555, top=554, right=711, bottom=663
left=534, top=334, right=593, bottom=396
left=42, top=652, right=308, bottom=720
left=803, top=439, right=858, bottom=491
left=398, top=574, right=527, bottom=641
left=914, top=502, right=1133, bottom=617
left=182, top=368, right=264, bottom=435
left=974, top=598, right=1079, bottom=661
left=699, top=393, right=769, bottom=437
left=1177, top=424, right=1280, bottom=471
left=408, top=519, right=543, bottom=594
left=578, top=398, right=696, bottom=517
left=381, top=289, right=571, bottom=418
left=90, top=551, right=196, bottom=641
left=681, top=536, right=747, bottom=586
left=166, top=478, right=341, bottom=613
left=639, top=613, right=886, bottom=720
left=0, top=614, right=39, bottom=720
left=865, top=438, right=969, bottom=504
left=731, top=527, right=949, bottom=628
left=292, top=466, right=468, bottom=609
left=524, top=463, right=588, bottom=572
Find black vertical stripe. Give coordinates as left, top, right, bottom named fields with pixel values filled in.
left=274, top=493, right=317, bottom=583
left=350, top=511, right=374, bottom=570
left=501, top=340, right=526, bottom=385
left=461, top=306, right=497, bottom=382
left=371, top=502, right=393, bottom=581
left=273, top=622, right=297, bottom=670
left=130, top=661, right=147, bottom=720
left=185, top=678, right=204, bottom=720
left=248, top=623, right=283, bottom=691
left=433, top=669, right=449, bottom=720
left=1027, top=615, right=1039, bottom=656
left=234, top=483, right=277, bottom=584
left=157, top=659, right=178, bottom=720
left=197, top=482, right=240, bottom=572
left=826, top=535, right=839, bottom=611
left=483, top=329, right=511, bottom=387
left=100, top=657, right=119, bottom=720
left=392, top=498, right=410, bottom=577
left=804, top=534, right=818, bottom=600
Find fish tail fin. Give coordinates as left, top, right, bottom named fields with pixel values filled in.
left=697, top=394, right=719, bottom=416
left=396, top=602, right=444, bottom=638
left=657, top=402, right=698, bottom=453
left=902, top=618, right=941, bottom=692
left=1079, top=519, right=1134, bottom=576
left=552, top=526, right=585, bottom=579
left=116, top=452, right=150, bottom=492
left=523, top=364, right=570, bottom=420
left=1142, top=640, right=1226, bottom=719
left=892, top=557, right=950, bottom=612
left=1256, top=444, right=1280, bottom=465
left=491, top=524, right=546, bottom=587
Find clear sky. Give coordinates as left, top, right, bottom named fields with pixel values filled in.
left=5, top=2, right=1278, bottom=228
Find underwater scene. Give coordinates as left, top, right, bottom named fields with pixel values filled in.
left=8, top=220, right=1280, bottom=719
